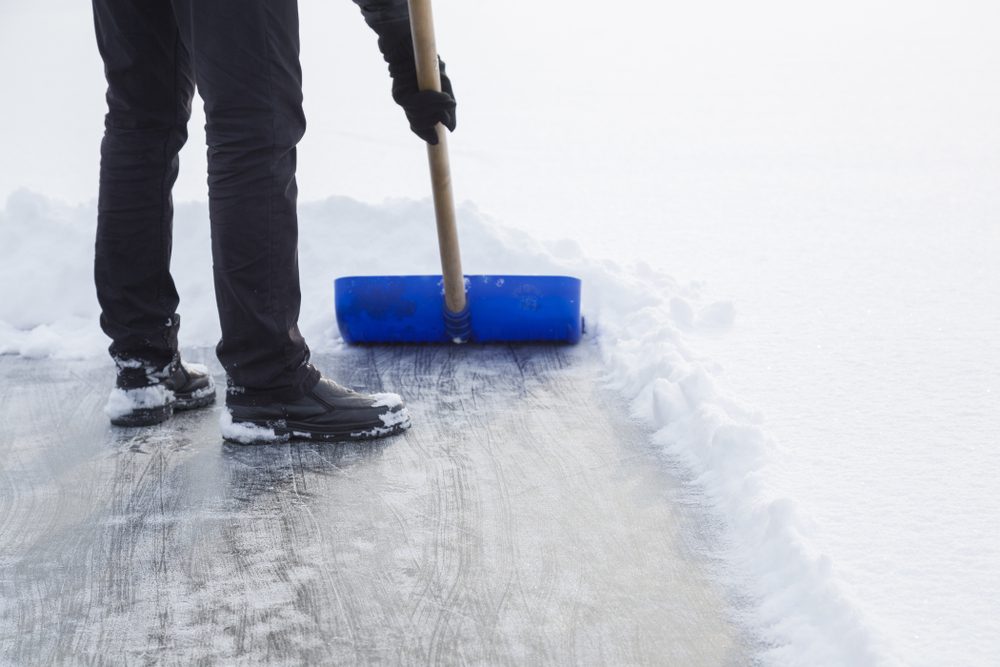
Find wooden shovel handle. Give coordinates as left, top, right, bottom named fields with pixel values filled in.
left=407, top=0, right=466, bottom=315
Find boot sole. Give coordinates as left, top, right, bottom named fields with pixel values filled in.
left=110, top=403, right=175, bottom=427
left=109, top=391, right=216, bottom=427
left=223, top=408, right=412, bottom=445
left=176, top=392, right=217, bottom=412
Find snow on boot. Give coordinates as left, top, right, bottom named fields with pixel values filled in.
left=105, top=356, right=217, bottom=427
left=222, top=376, right=411, bottom=444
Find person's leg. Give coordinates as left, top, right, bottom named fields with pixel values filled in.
left=92, top=0, right=194, bottom=368
left=170, top=0, right=319, bottom=402
left=164, top=0, right=409, bottom=443
left=92, top=0, right=216, bottom=427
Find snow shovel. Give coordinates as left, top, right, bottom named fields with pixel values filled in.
left=334, top=0, right=582, bottom=345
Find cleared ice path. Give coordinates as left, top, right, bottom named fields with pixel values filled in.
left=0, top=343, right=749, bottom=664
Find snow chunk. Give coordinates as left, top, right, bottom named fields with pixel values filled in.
left=219, top=409, right=285, bottom=445
left=183, top=361, right=210, bottom=375
left=352, top=406, right=412, bottom=439
left=104, top=385, right=174, bottom=420
left=186, top=382, right=217, bottom=401
left=113, top=357, right=151, bottom=370
left=370, top=392, right=404, bottom=409
left=378, top=406, right=411, bottom=428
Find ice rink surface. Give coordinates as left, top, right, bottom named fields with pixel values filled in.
left=0, top=344, right=751, bottom=665
left=2, top=0, right=999, bottom=663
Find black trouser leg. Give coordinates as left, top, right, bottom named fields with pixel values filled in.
left=92, top=0, right=194, bottom=368
left=171, top=0, right=318, bottom=401
left=93, top=0, right=318, bottom=399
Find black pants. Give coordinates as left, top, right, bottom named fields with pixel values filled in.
left=92, top=0, right=319, bottom=400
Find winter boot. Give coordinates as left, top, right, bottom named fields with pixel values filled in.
left=222, top=375, right=411, bottom=444
left=105, top=355, right=217, bottom=427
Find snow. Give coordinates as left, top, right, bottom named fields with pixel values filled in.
left=101, top=361, right=214, bottom=417
left=377, top=406, right=410, bottom=429
left=351, top=405, right=413, bottom=439
left=3, top=0, right=1000, bottom=665
left=370, top=392, right=405, bottom=410
left=0, top=187, right=890, bottom=663
left=218, top=409, right=285, bottom=445
left=104, top=384, right=174, bottom=421
left=183, top=362, right=210, bottom=376
left=182, top=378, right=217, bottom=403
left=217, top=394, right=412, bottom=443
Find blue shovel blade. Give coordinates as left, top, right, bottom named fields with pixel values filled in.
left=335, top=275, right=582, bottom=344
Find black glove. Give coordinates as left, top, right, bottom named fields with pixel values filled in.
left=376, top=22, right=457, bottom=144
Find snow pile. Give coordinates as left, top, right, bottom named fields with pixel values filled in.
left=0, top=191, right=104, bottom=357
left=457, top=221, right=894, bottom=665
left=0, top=190, right=220, bottom=357
left=598, top=294, right=893, bottom=665
left=0, top=188, right=890, bottom=664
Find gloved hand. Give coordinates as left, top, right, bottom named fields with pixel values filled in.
left=376, top=22, right=457, bottom=144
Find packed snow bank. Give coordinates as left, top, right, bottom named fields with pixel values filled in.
left=0, top=191, right=104, bottom=357
left=0, top=188, right=891, bottom=664
left=0, top=190, right=221, bottom=358
left=0, top=189, right=735, bottom=359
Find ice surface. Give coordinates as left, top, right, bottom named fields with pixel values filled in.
left=0, top=348, right=749, bottom=664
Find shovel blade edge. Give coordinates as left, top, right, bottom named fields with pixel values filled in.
left=335, top=275, right=582, bottom=344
